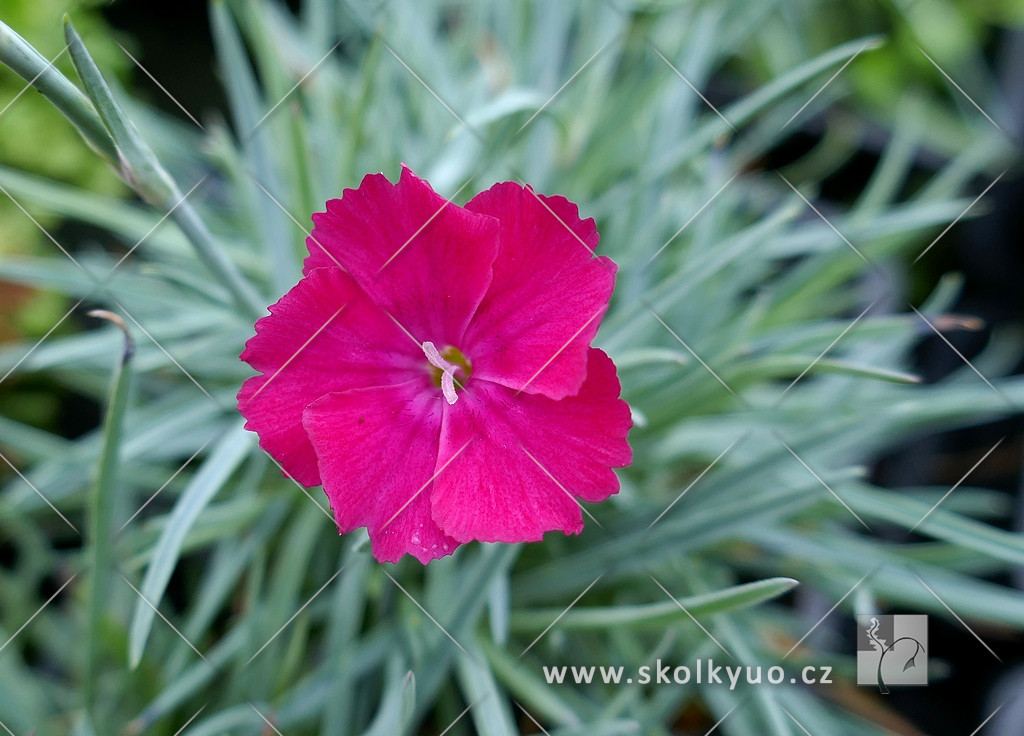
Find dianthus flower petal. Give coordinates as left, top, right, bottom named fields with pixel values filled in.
left=462, top=183, right=617, bottom=399
left=302, top=382, right=459, bottom=564
left=305, top=166, right=500, bottom=347
left=237, top=268, right=422, bottom=486
left=430, top=349, right=632, bottom=542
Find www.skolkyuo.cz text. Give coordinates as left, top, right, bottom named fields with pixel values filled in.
left=543, top=659, right=834, bottom=690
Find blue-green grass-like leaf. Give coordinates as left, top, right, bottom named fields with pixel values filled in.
left=127, top=423, right=253, bottom=668
left=510, top=577, right=798, bottom=632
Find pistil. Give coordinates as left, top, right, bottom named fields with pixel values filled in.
left=422, top=341, right=460, bottom=404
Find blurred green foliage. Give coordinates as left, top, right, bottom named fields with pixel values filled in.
left=0, top=0, right=125, bottom=249
left=0, top=0, right=126, bottom=375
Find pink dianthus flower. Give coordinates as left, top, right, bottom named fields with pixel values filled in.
left=238, top=166, right=631, bottom=563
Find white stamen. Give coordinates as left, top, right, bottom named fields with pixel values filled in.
left=422, top=341, right=459, bottom=405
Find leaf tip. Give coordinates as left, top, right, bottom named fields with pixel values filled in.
left=89, top=309, right=135, bottom=365
left=779, top=576, right=800, bottom=591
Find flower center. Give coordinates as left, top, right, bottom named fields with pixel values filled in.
left=422, top=342, right=472, bottom=405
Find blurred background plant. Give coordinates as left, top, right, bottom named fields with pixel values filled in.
left=0, top=0, right=124, bottom=434
left=0, top=1, right=1022, bottom=735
